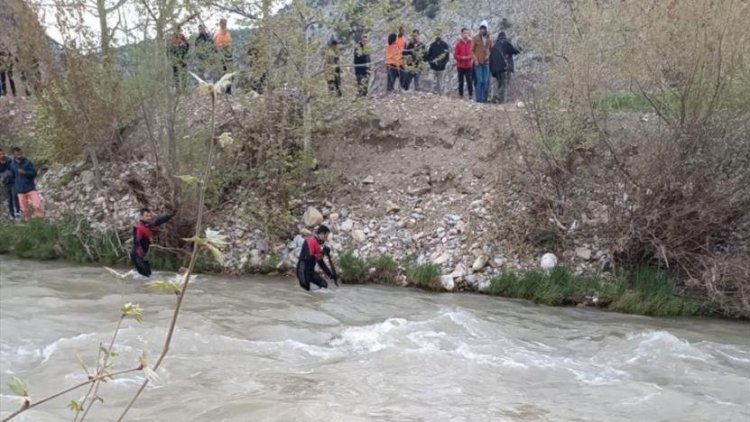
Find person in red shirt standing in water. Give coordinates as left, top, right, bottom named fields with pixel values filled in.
left=297, top=225, right=338, bottom=290
left=131, top=207, right=177, bottom=277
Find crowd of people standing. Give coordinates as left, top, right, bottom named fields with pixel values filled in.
left=0, top=147, right=44, bottom=222
left=329, top=21, right=520, bottom=103
left=167, top=18, right=235, bottom=93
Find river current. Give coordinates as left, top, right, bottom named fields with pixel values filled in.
left=1, top=257, right=748, bottom=421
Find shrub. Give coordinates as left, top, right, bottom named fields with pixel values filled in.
left=407, top=262, right=441, bottom=291
left=369, top=254, right=399, bottom=285
left=510, top=0, right=750, bottom=318
left=337, top=250, right=368, bottom=283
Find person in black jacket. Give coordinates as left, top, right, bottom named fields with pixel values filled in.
left=425, top=33, right=450, bottom=94
left=0, top=148, right=20, bottom=219
left=403, top=29, right=426, bottom=91
left=297, top=225, right=337, bottom=291
left=168, top=26, right=190, bottom=91
left=353, top=34, right=371, bottom=96
left=194, top=24, right=215, bottom=80
left=489, top=36, right=508, bottom=103
left=131, top=207, right=177, bottom=277
left=494, top=32, right=521, bottom=102
left=10, top=147, right=43, bottom=221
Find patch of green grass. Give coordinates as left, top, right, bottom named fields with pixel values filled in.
left=596, top=90, right=680, bottom=113
left=370, top=255, right=399, bottom=285
left=487, top=265, right=709, bottom=317
left=407, top=262, right=442, bottom=291
left=260, top=253, right=281, bottom=274
left=337, top=250, right=368, bottom=284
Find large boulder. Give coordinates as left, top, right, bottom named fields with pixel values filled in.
left=440, top=275, right=455, bottom=291
left=472, top=255, right=489, bottom=272
left=303, top=207, right=324, bottom=227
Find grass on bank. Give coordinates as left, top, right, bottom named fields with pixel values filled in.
left=486, top=265, right=708, bottom=317
left=0, top=218, right=217, bottom=272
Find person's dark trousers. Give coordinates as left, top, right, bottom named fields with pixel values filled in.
left=2, top=70, right=17, bottom=96
left=458, top=68, right=473, bottom=99
left=172, top=62, right=187, bottom=91
left=493, top=72, right=510, bottom=103
left=400, top=67, right=411, bottom=90
left=387, top=65, right=400, bottom=92
left=130, top=252, right=152, bottom=277
left=327, top=74, right=342, bottom=96
left=4, top=184, right=19, bottom=218
left=356, top=74, right=369, bottom=96
left=0, top=71, right=6, bottom=96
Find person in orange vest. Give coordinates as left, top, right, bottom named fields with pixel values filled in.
left=213, top=18, right=233, bottom=94
left=385, top=33, right=403, bottom=92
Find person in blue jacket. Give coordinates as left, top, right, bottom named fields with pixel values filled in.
left=10, top=147, right=43, bottom=221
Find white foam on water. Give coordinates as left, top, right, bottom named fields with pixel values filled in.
left=330, top=318, right=408, bottom=353
left=621, top=330, right=713, bottom=365
left=42, top=332, right=97, bottom=363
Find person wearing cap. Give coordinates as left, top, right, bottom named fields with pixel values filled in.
left=296, top=225, right=338, bottom=290
left=472, top=20, right=493, bottom=103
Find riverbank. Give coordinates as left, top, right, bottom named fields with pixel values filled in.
left=1, top=93, right=745, bottom=319
left=0, top=218, right=718, bottom=318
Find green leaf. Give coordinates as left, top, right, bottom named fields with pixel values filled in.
left=7, top=376, right=29, bottom=398
left=183, top=235, right=207, bottom=246
left=204, top=228, right=228, bottom=247
left=120, top=302, right=144, bottom=323
left=218, top=132, right=234, bottom=148
left=206, top=244, right=223, bottom=265
left=147, top=279, right=182, bottom=295
left=67, top=399, right=81, bottom=412
left=177, top=175, right=201, bottom=185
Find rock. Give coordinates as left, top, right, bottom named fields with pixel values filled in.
left=575, top=247, right=592, bottom=261
left=290, top=234, right=305, bottom=250
left=255, top=238, right=269, bottom=253
left=362, top=175, right=375, bottom=184
left=303, top=207, right=324, bottom=227
left=432, top=253, right=450, bottom=265
left=329, top=212, right=340, bottom=221
left=340, top=219, right=354, bottom=231
left=407, top=185, right=431, bottom=196
left=451, top=263, right=469, bottom=278
left=80, top=170, right=95, bottom=185
left=385, top=200, right=400, bottom=214
left=352, top=229, right=366, bottom=243
left=93, top=196, right=106, bottom=205
left=472, top=255, right=489, bottom=272
left=491, top=257, right=506, bottom=268
left=404, top=218, right=417, bottom=229
left=440, top=275, right=455, bottom=292
left=540, top=253, right=558, bottom=270
left=477, top=280, right=492, bottom=292
left=465, top=274, right=479, bottom=286
left=599, top=254, right=613, bottom=272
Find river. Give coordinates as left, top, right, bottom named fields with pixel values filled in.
left=0, top=257, right=749, bottom=421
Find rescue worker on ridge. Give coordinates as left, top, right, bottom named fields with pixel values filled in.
left=297, top=225, right=338, bottom=290
left=131, top=207, right=177, bottom=277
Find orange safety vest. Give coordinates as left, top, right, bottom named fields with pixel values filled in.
left=213, top=30, right=232, bottom=49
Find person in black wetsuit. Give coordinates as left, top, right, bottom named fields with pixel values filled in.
left=131, top=207, right=177, bottom=277
left=297, top=225, right=338, bottom=290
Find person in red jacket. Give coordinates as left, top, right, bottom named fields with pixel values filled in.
left=296, top=225, right=338, bottom=290
left=453, top=28, right=474, bottom=99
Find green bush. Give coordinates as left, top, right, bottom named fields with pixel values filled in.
left=337, top=250, right=368, bottom=283
left=407, top=262, right=441, bottom=291
left=370, top=255, right=399, bottom=285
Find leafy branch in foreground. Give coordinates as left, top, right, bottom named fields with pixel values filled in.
left=3, top=77, right=226, bottom=422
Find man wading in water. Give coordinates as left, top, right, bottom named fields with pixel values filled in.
left=131, top=207, right=177, bottom=277
left=297, top=225, right=338, bottom=290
